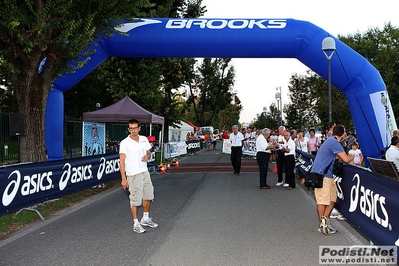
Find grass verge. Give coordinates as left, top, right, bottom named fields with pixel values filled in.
left=0, top=179, right=120, bottom=238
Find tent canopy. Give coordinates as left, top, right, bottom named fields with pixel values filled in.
left=82, top=96, right=164, bottom=124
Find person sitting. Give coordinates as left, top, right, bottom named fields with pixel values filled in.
left=385, top=136, right=399, bottom=171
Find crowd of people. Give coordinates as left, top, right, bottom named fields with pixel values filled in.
left=118, top=117, right=397, bottom=237
left=225, top=122, right=365, bottom=236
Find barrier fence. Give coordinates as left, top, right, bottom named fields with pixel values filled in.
left=1, top=143, right=398, bottom=247
left=296, top=149, right=399, bottom=247
left=0, top=153, right=120, bottom=215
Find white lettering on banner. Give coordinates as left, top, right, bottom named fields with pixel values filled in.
left=296, top=156, right=313, bottom=171
left=349, top=174, right=390, bottom=229
left=59, top=163, right=93, bottom=191
left=187, top=142, right=200, bottom=149
left=2, top=170, right=54, bottom=207
left=97, top=157, right=120, bottom=180
left=2, top=170, right=21, bottom=206
left=166, top=19, right=287, bottom=30
left=334, top=176, right=344, bottom=201
left=21, top=172, right=53, bottom=195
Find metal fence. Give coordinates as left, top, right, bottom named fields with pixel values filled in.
left=0, top=114, right=160, bottom=164
left=0, top=113, right=19, bottom=164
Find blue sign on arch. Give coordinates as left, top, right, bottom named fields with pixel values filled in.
left=46, top=18, right=396, bottom=160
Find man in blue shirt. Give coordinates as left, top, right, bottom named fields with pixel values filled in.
left=310, top=124, right=353, bottom=235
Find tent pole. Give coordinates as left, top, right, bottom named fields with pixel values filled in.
left=160, top=124, right=164, bottom=164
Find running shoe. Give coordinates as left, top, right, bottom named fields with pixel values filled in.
left=320, top=216, right=328, bottom=235
left=133, top=223, right=146, bottom=234
left=140, top=217, right=158, bottom=228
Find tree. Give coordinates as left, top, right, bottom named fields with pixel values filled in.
left=64, top=1, right=206, bottom=142
left=285, top=71, right=353, bottom=131
left=338, top=23, right=399, bottom=125
left=186, top=58, right=236, bottom=127
left=0, top=0, right=156, bottom=162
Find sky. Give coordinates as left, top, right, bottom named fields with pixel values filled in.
left=200, top=0, right=399, bottom=124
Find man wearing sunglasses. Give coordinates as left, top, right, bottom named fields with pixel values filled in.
left=120, top=119, right=158, bottom=234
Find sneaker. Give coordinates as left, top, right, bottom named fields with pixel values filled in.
left=140, top=217, right=158, bottom=228
left=283, top=183, right=289, bottom=187
left=326, top=224, right=338, bottom=234
left=330, top=208, right=340, bottom=218
left=133, top=223, right=146, bottom=234
left=330, top=213, right=339, bottom=219
left=337, top=214, right=346, bottom=221
left=320, top=216, right=329, bottom=235
left=276, top=182, right=284, bottom=186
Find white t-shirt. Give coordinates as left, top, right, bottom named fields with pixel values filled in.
left=348, top=149, right=362, bottom=164
left=119, top=135, right=151, bottom=176
left=385, top=145, right=399, bottom=171
left=296, top=137, right=309, bottom=152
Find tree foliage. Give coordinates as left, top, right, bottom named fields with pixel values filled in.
left=0, top=0, right=155, bottom=162
left=339, top=23, right=399, bottom=124
left=64, top=1, right=205, bottom=142
left=185, top=58, right=238, bottom=128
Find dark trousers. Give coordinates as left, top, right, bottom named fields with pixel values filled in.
left=257, top=152, right=271, bottom=187
left=284, top=155, right=296, bottom=188
left=230, top=146, right=242, bottom=174
left=276, top=149, right=285, bottom=183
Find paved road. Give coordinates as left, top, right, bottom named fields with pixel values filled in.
left=0, top=144, right=369, bottom=266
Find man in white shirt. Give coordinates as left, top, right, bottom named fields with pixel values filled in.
left=385, top=136, right=399, bottom=171
left=276, top=126, right=287, bottom=186
left=229, top=125, right=245, bottom=175
left=120, top=119, right=158, bottom=234
left=282, top=130, right=296, bottom=190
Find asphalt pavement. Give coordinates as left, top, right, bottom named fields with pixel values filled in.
left=0, top=142, right=370, bottom=266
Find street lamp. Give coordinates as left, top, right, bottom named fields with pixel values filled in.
left=275, top=86, right=282, bottom=126
left=261, top=106, right=267, bottom=128
left=322, top=36, right=336, bottom=124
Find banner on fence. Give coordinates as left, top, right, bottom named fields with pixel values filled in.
left=82, top=122, right=105, bottom=156
left=222, top=140, right=256, bottom=156
left=186, top=140, right=200, bottom=154
left=0, top=153, right=120, bottom=215
left=242, top=140, right=256, bottom=156
left=295, top=149, right=399, bottom=246
left=163, top=141, right=189, bottom=159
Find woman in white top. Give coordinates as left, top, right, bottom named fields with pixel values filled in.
left=295, top=130, right=310, bottom=153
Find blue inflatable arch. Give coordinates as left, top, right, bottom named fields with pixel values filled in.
left=47, top=18, right=396, bottom=160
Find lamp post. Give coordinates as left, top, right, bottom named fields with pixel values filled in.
left=322, top=37, right=336, bottom=124
left=275, top=87, right=282, bottom=126
left=261, top=106, right=267, bottom=128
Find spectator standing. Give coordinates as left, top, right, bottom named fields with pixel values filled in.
left=282, top=130, right=296, bottom=190
left=348, top=142, right=363, bottom=166
left=211, top=132, right=217, bottom=150
left=119, top=119, right=158, bottom=234
left=204, top=132, right=211, bottom=151
left=276, top=126, right=287, bottom=187
left=327, top=122, right=336, bottom=138
left=308, top=129, right=321, bottom=155
left=256, top=128, right=275, bottom=189
left=295, top=130, right=310, bottom=153
left=309, top=124, right=353, bottom=235
left=222, top=130, right=230, bottom=139
left=385, top=136, right=399, bottom=171
left=229, top=125, right=245, bottom=176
